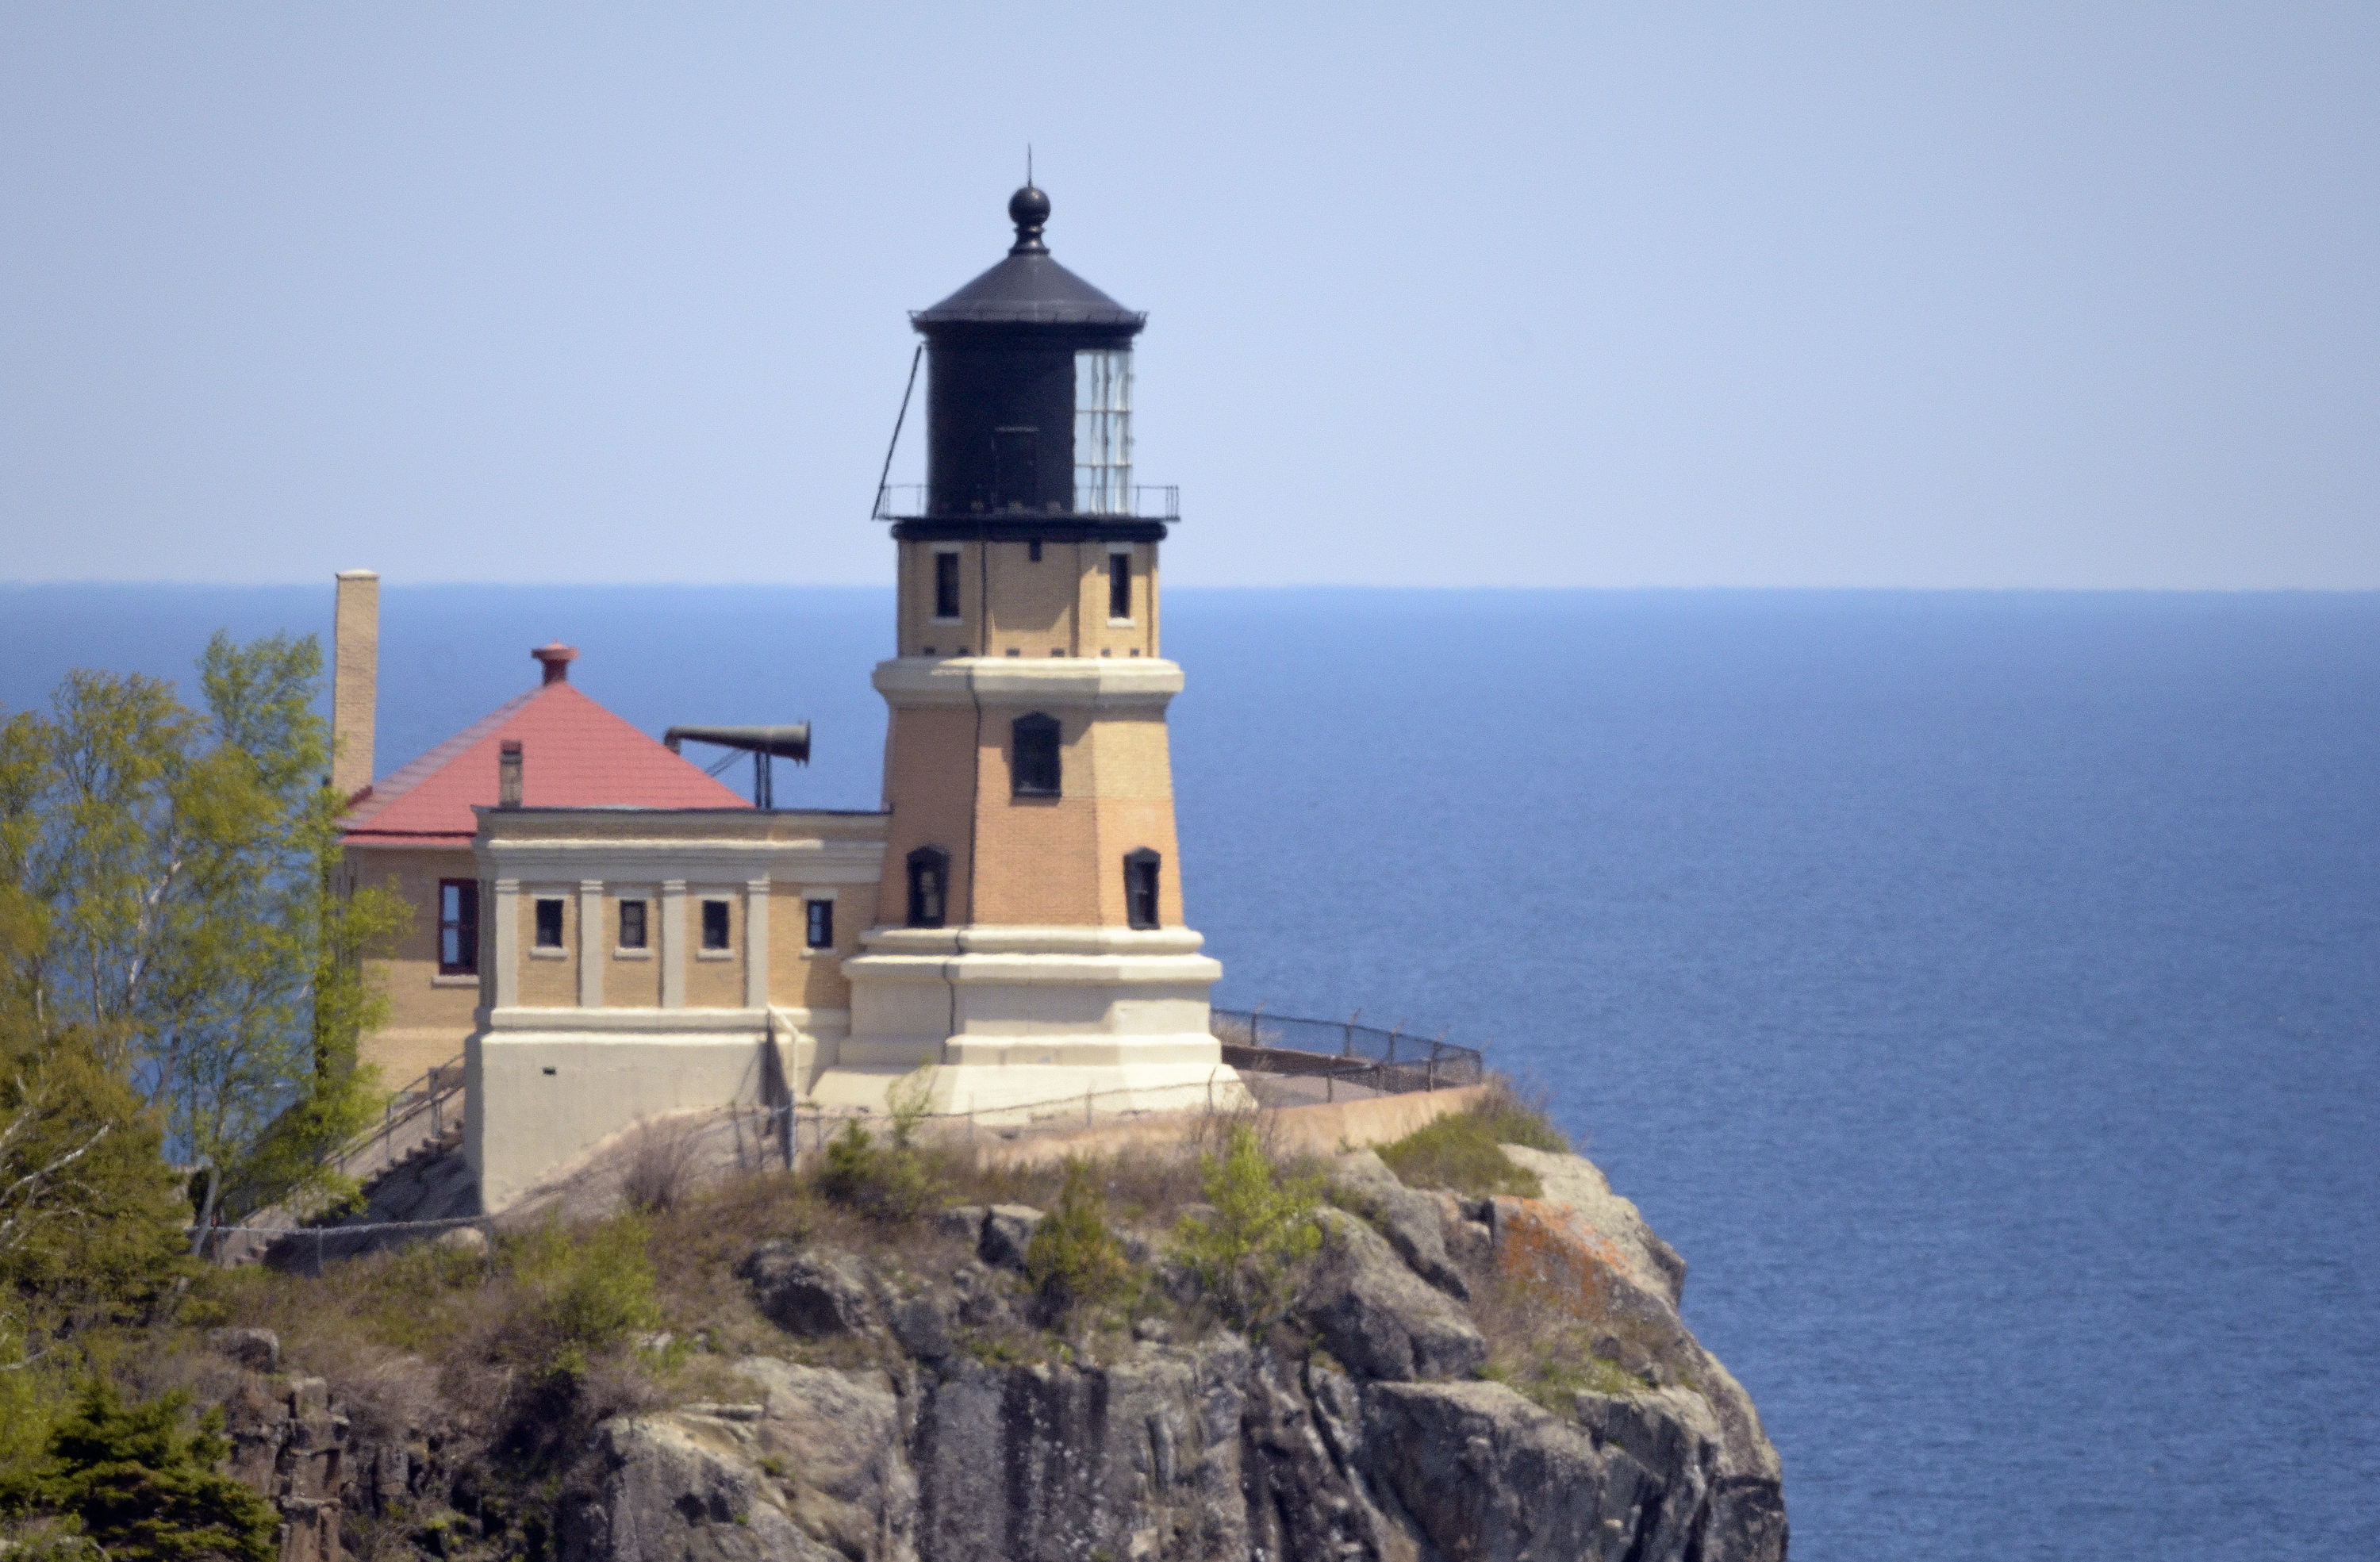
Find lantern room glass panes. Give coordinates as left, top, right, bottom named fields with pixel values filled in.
left=1073, top=350, right=1133, bottom=514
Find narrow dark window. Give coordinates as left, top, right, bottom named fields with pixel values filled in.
left=533, top=897, right=565, bottom=950
left=1012, top=712, right=1061, bottom=797
left=906, top=846, right=949, bottom=928
left=701, top=899, right=731, bottom=951
left=1124, top=849, right=1161, bottom=931
left=1108, top=551, right=1131, bottom=619
left=935, top=551, right=962, bottom=619
left=619, top=899, right=648, bottom=950
left=806, top=899, right=835, bottom=950
left=439, top=879, right=479, bottom=975
left=1028, top=539, right=1043, bottom=562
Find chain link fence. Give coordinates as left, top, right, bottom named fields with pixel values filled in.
left=1209, top=1007, right=1484, bottom=1096
left=202, top=1006, right=1480, bottom=1268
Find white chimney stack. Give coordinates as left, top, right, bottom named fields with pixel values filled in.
left=332, top=570, right=380, bottom=800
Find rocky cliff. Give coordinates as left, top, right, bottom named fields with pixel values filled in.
left=220, top=1140, right=1785, bottom=1562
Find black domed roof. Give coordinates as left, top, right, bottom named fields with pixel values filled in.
left=910, top=186, right=1144, bottom=332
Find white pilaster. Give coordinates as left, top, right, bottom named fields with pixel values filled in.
left=577, top=879, right=605, bottom=1007
left=660, top=879, right=687, bottom=1008
left=491, top=877, right=520, bottom=1007
left=744, top=877, right=770, bottom=1008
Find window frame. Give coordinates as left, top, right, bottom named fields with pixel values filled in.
left=1011, top=712, right=1061, bottom=798
left=805, top=898, right=835, bottom=950
left=933, top=548, right=963, bottom=622
left=437, top=878, right=479, bottom=977
left=699, top=897, right=732, bottom=953
left=906, top=846, right=950, bottom=929
left=618, top=898, right=649, bottom=951
left=1123, top=849, right=1162, bottom=931
left=532, top=896, right=566, bottom=952
left=1107, top=549, right=1132, bottom=622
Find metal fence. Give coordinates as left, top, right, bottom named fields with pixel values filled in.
left=1210, top=1007, right=1484, bottom=1096
left=872, top=482, right=1182, bottom=523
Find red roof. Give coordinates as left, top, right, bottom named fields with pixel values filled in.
left=343, top=681, right=749, bottom=845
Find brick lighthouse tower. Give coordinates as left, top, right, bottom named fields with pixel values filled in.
left=821, top=184, right=1248, bottom=1119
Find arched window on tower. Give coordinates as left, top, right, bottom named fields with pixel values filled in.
left=1124, top=848, right=1161, bottom=931
left=907, top=846, right=950, bottom=928
left=1012, top=713, right=1061, bottom=797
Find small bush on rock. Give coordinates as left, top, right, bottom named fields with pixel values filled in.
left=816, top=1120, right=939, bottom=1222
left=1173, top=1124, right=1322, bottom=1334
left=1025, top=1159, right=1134, bottom=1314
left=1377, top=1082, right=1568, bottom=1198
left=498, top=1213, right=663, bottom=1384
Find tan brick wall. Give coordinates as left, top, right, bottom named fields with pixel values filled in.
left=1092, top=797, right=1187, bottom=926
left=877, top=534, right=1177, bottom=931
left=896, top=540, right=1160, bottom=662
left=516, top=887, right=578, bottom=1007
left=898, top=541, right=985, bottom=655
left=984, top=540, right=1078, bottom=655
left=878, top=704, right=981, bottom=927
left=766, top=885, right=855, bottom=1009
left=351, top=845, right=482, bottom=1083
left=685, top=886, right=747, bottom=1008
left=602, top=892, right=664, bottom=1008
left=1079, top=543, right=1159, bottom=660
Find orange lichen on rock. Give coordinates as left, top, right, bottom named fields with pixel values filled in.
left=1491, top=1196, right=1668, bottom=1326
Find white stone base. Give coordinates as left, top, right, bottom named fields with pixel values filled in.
left=466, top=1006, right=842, bottom=1212
left=821, top=924, right=1253, bottom=1123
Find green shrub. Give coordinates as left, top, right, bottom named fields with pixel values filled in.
left=816, top=1120, right=938, bottom=1222
left=1172, top=1124, right=1322, bottom=1334
left=8, top=1380, right=277, bottom=1562
left=500, top=1213, right=663, bottom=1382
left=1376, top=1084, right=1568, bottom=1198
left=1024, top=1159, right=1134, bottom=1312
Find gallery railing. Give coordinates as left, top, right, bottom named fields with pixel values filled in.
left=872, top=483, right=1181, bottom=523
left=1209, top=1007, right=1483, bottom=1096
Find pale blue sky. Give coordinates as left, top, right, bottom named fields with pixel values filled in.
left=2, top=4, right=2374, bottom=588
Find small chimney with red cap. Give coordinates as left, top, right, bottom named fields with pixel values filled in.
left=533, top=643, right=578, bottom=685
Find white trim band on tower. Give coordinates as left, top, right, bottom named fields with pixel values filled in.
left=873, top=657, right=1182, bottom=710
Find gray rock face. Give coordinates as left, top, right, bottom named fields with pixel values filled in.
left=209, top=1326, right=280, bottom=1372
left=1303, top=1207, right=1488, bottom=1383
left=1329, top=1149, right=1471, bottom=1299
left=739, top=1242, right=878, bottom=1335
left=977, top=1204, right=1044, bottom=1271
left=222, top=1149, right=1784, bottom=1562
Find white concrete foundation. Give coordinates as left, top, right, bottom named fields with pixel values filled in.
left=467, top=1007, right=833, bottom=1212
left=821, top=924, right=1252, bottom=1122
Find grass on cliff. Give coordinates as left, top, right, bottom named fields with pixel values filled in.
left=1375, top=1080, right=1568, bottom=1199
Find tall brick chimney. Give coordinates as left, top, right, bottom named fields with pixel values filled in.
left=332, top=570, right=380, bottom=799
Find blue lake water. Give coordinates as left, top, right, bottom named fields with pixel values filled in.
left=4, top=583, right=2376, bottom=1558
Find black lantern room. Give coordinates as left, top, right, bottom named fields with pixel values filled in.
left=881, top=186, right=1172, bottom=542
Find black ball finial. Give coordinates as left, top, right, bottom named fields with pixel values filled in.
left=1008, top=185, right=1050, bottom=255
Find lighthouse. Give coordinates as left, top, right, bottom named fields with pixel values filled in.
left=824, top=184, right=1249, bottom=1119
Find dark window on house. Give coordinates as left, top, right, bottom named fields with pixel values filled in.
left=935, top=552, right=962, bottom=619
left=533, top=897, right=565, bottom=950
left=701, top=899, right=731, bottom=951
left=439, top=879, right=479, bottom=975
left=1028, top=539, right=1043, bottom=562
left=1012, top=712, right=1061, bottom=797
left=906, top=846, right=949, bottom=928
left=620, top=899, right=648, bottom=950
left=806, top=899, right=834, bottom=950
left=1124, top=849, right=1161, bottom=931
left=1108, top=551, right=1131, bottom=619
